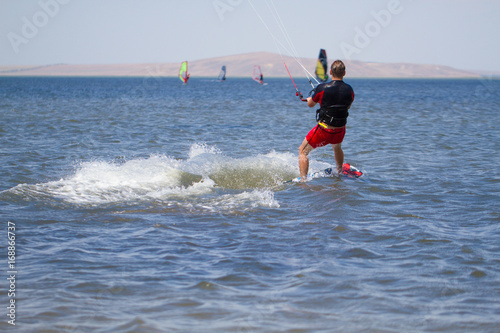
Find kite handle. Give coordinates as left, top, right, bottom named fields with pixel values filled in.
left=296, top=91, right=307, bottom=102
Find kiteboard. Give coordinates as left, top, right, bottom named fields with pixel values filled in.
left=292, top=163, right=362, bottom=182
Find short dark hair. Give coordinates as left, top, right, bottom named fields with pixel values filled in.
left=331, top=60, right=346, bottom=78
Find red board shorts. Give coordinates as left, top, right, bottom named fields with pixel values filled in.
left=305, top=124, right=346, bottom=148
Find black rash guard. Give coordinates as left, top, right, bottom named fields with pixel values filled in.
left=311, top=80, right=355, bottom=127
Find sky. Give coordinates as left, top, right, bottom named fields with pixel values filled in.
left=1, top=0, right=499, bottom=72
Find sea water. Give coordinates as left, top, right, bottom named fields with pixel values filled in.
left=0, top=76, right=499, bottom=332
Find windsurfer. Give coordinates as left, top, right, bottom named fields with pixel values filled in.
left=315, top=49, right=329, bottom=82
left=298, top=60, right=355, bottom=181
left=179, top=61, right=190, bottom=84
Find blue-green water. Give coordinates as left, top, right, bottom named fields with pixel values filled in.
left=1, top=77, right=499, bottom=332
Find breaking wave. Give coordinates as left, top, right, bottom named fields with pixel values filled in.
left=4, top=143, right=330, bottom=212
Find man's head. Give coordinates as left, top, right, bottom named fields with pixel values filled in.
left=330, top=60, right=346, bottom=79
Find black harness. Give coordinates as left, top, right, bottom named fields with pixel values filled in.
left=316, top=105, right=349, bottom=127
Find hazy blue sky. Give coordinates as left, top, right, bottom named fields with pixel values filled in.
left=1, top=0, right=499, bottom=71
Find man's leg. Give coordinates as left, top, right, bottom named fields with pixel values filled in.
left=299, top=139, right=314, bottom=181
left=332, top=143, right=344, bottom=174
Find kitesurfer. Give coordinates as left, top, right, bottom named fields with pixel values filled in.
left=298, top=60, right=355, bottom=181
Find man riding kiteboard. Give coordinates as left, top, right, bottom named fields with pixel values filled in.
left=298, top=60, right=355, bottom=181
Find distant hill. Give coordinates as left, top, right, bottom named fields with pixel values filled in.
left=0, top=52, right=480, bottom=78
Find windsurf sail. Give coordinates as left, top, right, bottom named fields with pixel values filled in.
left=315, top=49, right=328, bottom=82
left=218, top=65, right=226, bottom=81
left=179, top=61, right=189, bottom=84
left=252, top=65, right=263, bottom=84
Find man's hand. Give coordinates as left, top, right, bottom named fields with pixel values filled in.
left=307, top=97, right=317, bottom=108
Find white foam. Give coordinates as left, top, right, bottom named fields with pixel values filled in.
left=6, top=144, right=335, bottom=210
left=203, top=189, right=280, bottom=213
left=15, top=154, right=211, bottom=205
left=188, top=142, right=222, bottom=159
